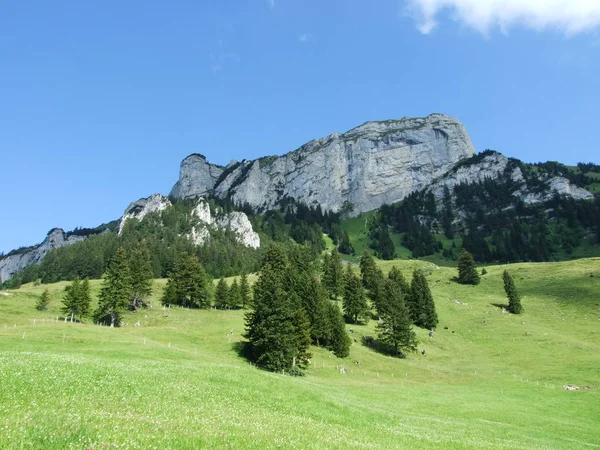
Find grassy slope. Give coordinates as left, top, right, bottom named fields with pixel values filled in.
left=0, top=259, right=599, bottom=449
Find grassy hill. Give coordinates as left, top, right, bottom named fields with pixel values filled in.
left=1, top=259, right=599, bottom=449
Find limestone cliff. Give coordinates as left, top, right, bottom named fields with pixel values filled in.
left=170, top=114, right=476, bottom=214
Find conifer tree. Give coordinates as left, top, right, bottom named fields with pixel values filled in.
left=338, top=231, right=355, bottom=255
left=377, top=279, right=417, bottom=357
left=62, top=276, right=82, bottom=322
left=128, top=244, right=153, bottom=310
left=359, top=249, right=379, bottom=292
left=36, top=289, right=50, bottom=311
left=215, top=277, right=230, bottom=309
left=409, top=269, right=438, bottom=329
left=229, top=278, right=242, bottom=309
left=388, top=266, right=410, bottom=295
left=305, top=275, right=332, bottom=346
left=503, top=270, right=523, bottom=314
left=240, top=273, right=251, bottom=308
left=457, top=249, right=480, bottom=285
left=79, top=278, right=92, bottom=320
left=95, top=248, right=132, bottom=327
left=377, top=225, right=395, bottom=260
left=161, top=253, right=210, bottom=309
left=323, top=249, right=343, bottom=300
left=326, top=302, right=351, bottom=358
left=244, top=245, right=312, bottom=373
left=342, top=264, right=369, bottom=324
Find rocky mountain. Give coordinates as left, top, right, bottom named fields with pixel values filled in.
left=0, top=229, right=86, bottom=283
left=170, top=114, right=476, bottom=214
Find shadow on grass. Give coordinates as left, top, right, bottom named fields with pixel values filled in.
left=490, top=303, right=508, bottom=310
left=361, top=336, right=407, bottom=359
left=231, top=341, right=250, bottom=359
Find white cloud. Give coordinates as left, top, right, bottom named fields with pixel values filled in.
left=405, top=0, right=600, bottom=35
left=267, top=0, right=276, bottom=9
left=297, top=33, right=312, bottom=43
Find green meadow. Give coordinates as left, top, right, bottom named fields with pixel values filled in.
left=1, top=258, right=599, bottom=449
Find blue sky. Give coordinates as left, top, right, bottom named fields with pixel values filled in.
left=1, top=0, right=599, bottom=253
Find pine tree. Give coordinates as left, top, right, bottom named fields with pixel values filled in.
left=62, top=276, right=82, bottom=322
left=215, top=277, right=230, bottom=309
left=323, top=249, right=343, bottom=300
left=359, top=249, right=379, bottom=292
left=229, top=278, right=242, bottom=309
left=95, top=248, right=132, bottom=327
left=338, top=231, right=355, bottom=255
left=503, top=270, right=523, bottom=314
left=326, top=302, right=351, bottom=358
left=128, top=244, right=153, bottom=310
left=305, top=275, right=332, bottom=346
left=240, top=273, right=251, bottom=308
left=342, top=264, right=369, bottom=324
left=161, top=253, right=210, bottom=309
left=36, top=289, right=50, bottom=311
left=377, top=279, right=418, bottom=357
left=388, top=266, right=410, bottom=295
left=244, top=248, right=312, bottom=373
left=409, top=269, right=438, bottom=329
left=377, top=225, right=395, bottom=260
left=79, top=278, right=92, bottom=320
left=457, top=249, right=480, bottom=285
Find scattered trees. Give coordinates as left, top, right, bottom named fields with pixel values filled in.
left=215, top=277, right=230, bottom=309
left=36, top=289, right=50, bottom=311
left=457, top=249, right=480, bottom=285
left=128, top=244, right=153, bottom=310
left=61, top=276, right=91, bottom=322
left=376, top=279, right=417, bottom=357
left=229, top=278, right=242, bottom=309
left=409, top=269, right=438, bottom=329
left=503, top=270, right=523, bottom=314
left=94, top=248, right=132, bottom=327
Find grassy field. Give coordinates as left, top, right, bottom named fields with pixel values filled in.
left=1, top=259, right=599, bottom=449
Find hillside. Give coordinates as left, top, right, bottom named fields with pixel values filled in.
left=1, top=258, right=598, bottom=449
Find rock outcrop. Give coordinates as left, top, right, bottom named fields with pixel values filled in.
left=117, top=194, right=172, bottom=235
left=170, top=114, right=476, bottom=214
left=0, top=229, right=86, bottom=282
left=426, top=151, right=593, bottom=204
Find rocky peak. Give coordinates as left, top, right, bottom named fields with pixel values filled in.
left=117, top=194, right=172, bottom=235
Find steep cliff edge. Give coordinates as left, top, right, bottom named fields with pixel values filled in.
left=170, top=114, right=476, bottom=214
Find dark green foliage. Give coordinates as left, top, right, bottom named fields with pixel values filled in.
left=457, top=249, right=480, bottom=285
left=95, top=248, right=132, bottom=327
left=161, top=253, right=211, bottom=309
left=229, top=278, right=242, bottom=309
left=323, top=249, right=344, bottom=300
left=326, top=302, right=351, bottom=358
left=61, top=277, right=90, bottom=322
left=369, top=218, right=395, bottom=260
left=36, top=289, right=50, bottom=311
left=342, top=264, right=369, bottom=324
left=215, top=277, right=230, bottom=309
left=359, top=249, right=379, bottom=292
left=481, top=267, right=488, bottom=275
left=338, top=231, right=355, bottom=255
left=240, top=273, right=251, bottom=308
left=409, top=270, right=438, bottom=329
left=128, top=244, right=153, bottom=310
left=244, top=247, right=312, bottom=373
left=503, top=270, right=523, bottom=314
left=376, top=279, right=418, bottom=357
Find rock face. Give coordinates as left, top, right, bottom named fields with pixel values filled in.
left=117, top=194, right=172, bottom=235
left=117, top=195, right=260, bottom=249
left=0, top=229, right=86, bottom=282
left=426, top=152, right=594, bottom=204
left=170, top=114, right=476, bottom=214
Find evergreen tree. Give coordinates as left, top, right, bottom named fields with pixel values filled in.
left=342, top=264, right=369, bottom=324
left=409, top=269, right=438, bottom=329
left=94, top=248, right=132, bottom=327
left=377, top=225, right=395, bottom=260
left=457, top=249, right=480, bottom=285
left=326, top=302, right=351, bottom=358
left=229, top=278, right=242, bottom=309
left=62, top=276, right=82, bottom=322
left=240, top=273, right=251, bottom=308
left=503, top=270, right=523, bottom=314
left=244, top=253, right=312, bottom=373
left=377, top=279, right=418, bottom=357
left=338, top=231, right=355, bottom=255
left=36, top=289, right=50, bottom=311
left=359, top=249, right=379, bottom=292
left=323, top=249, right=343, bottom=300
left=128, top=243, right=153, bottom=310
left=161, top=253, right=210, bottom=309
left=215, top=277, right=230, bottom=309
left=79, top=278, right=92, bottom=320
left=304, top=275, right=332, bottom=346
left=388, top=266, right=410, bottom=295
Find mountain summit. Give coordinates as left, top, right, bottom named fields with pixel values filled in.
left=170, top=114, right=475, bottom=214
